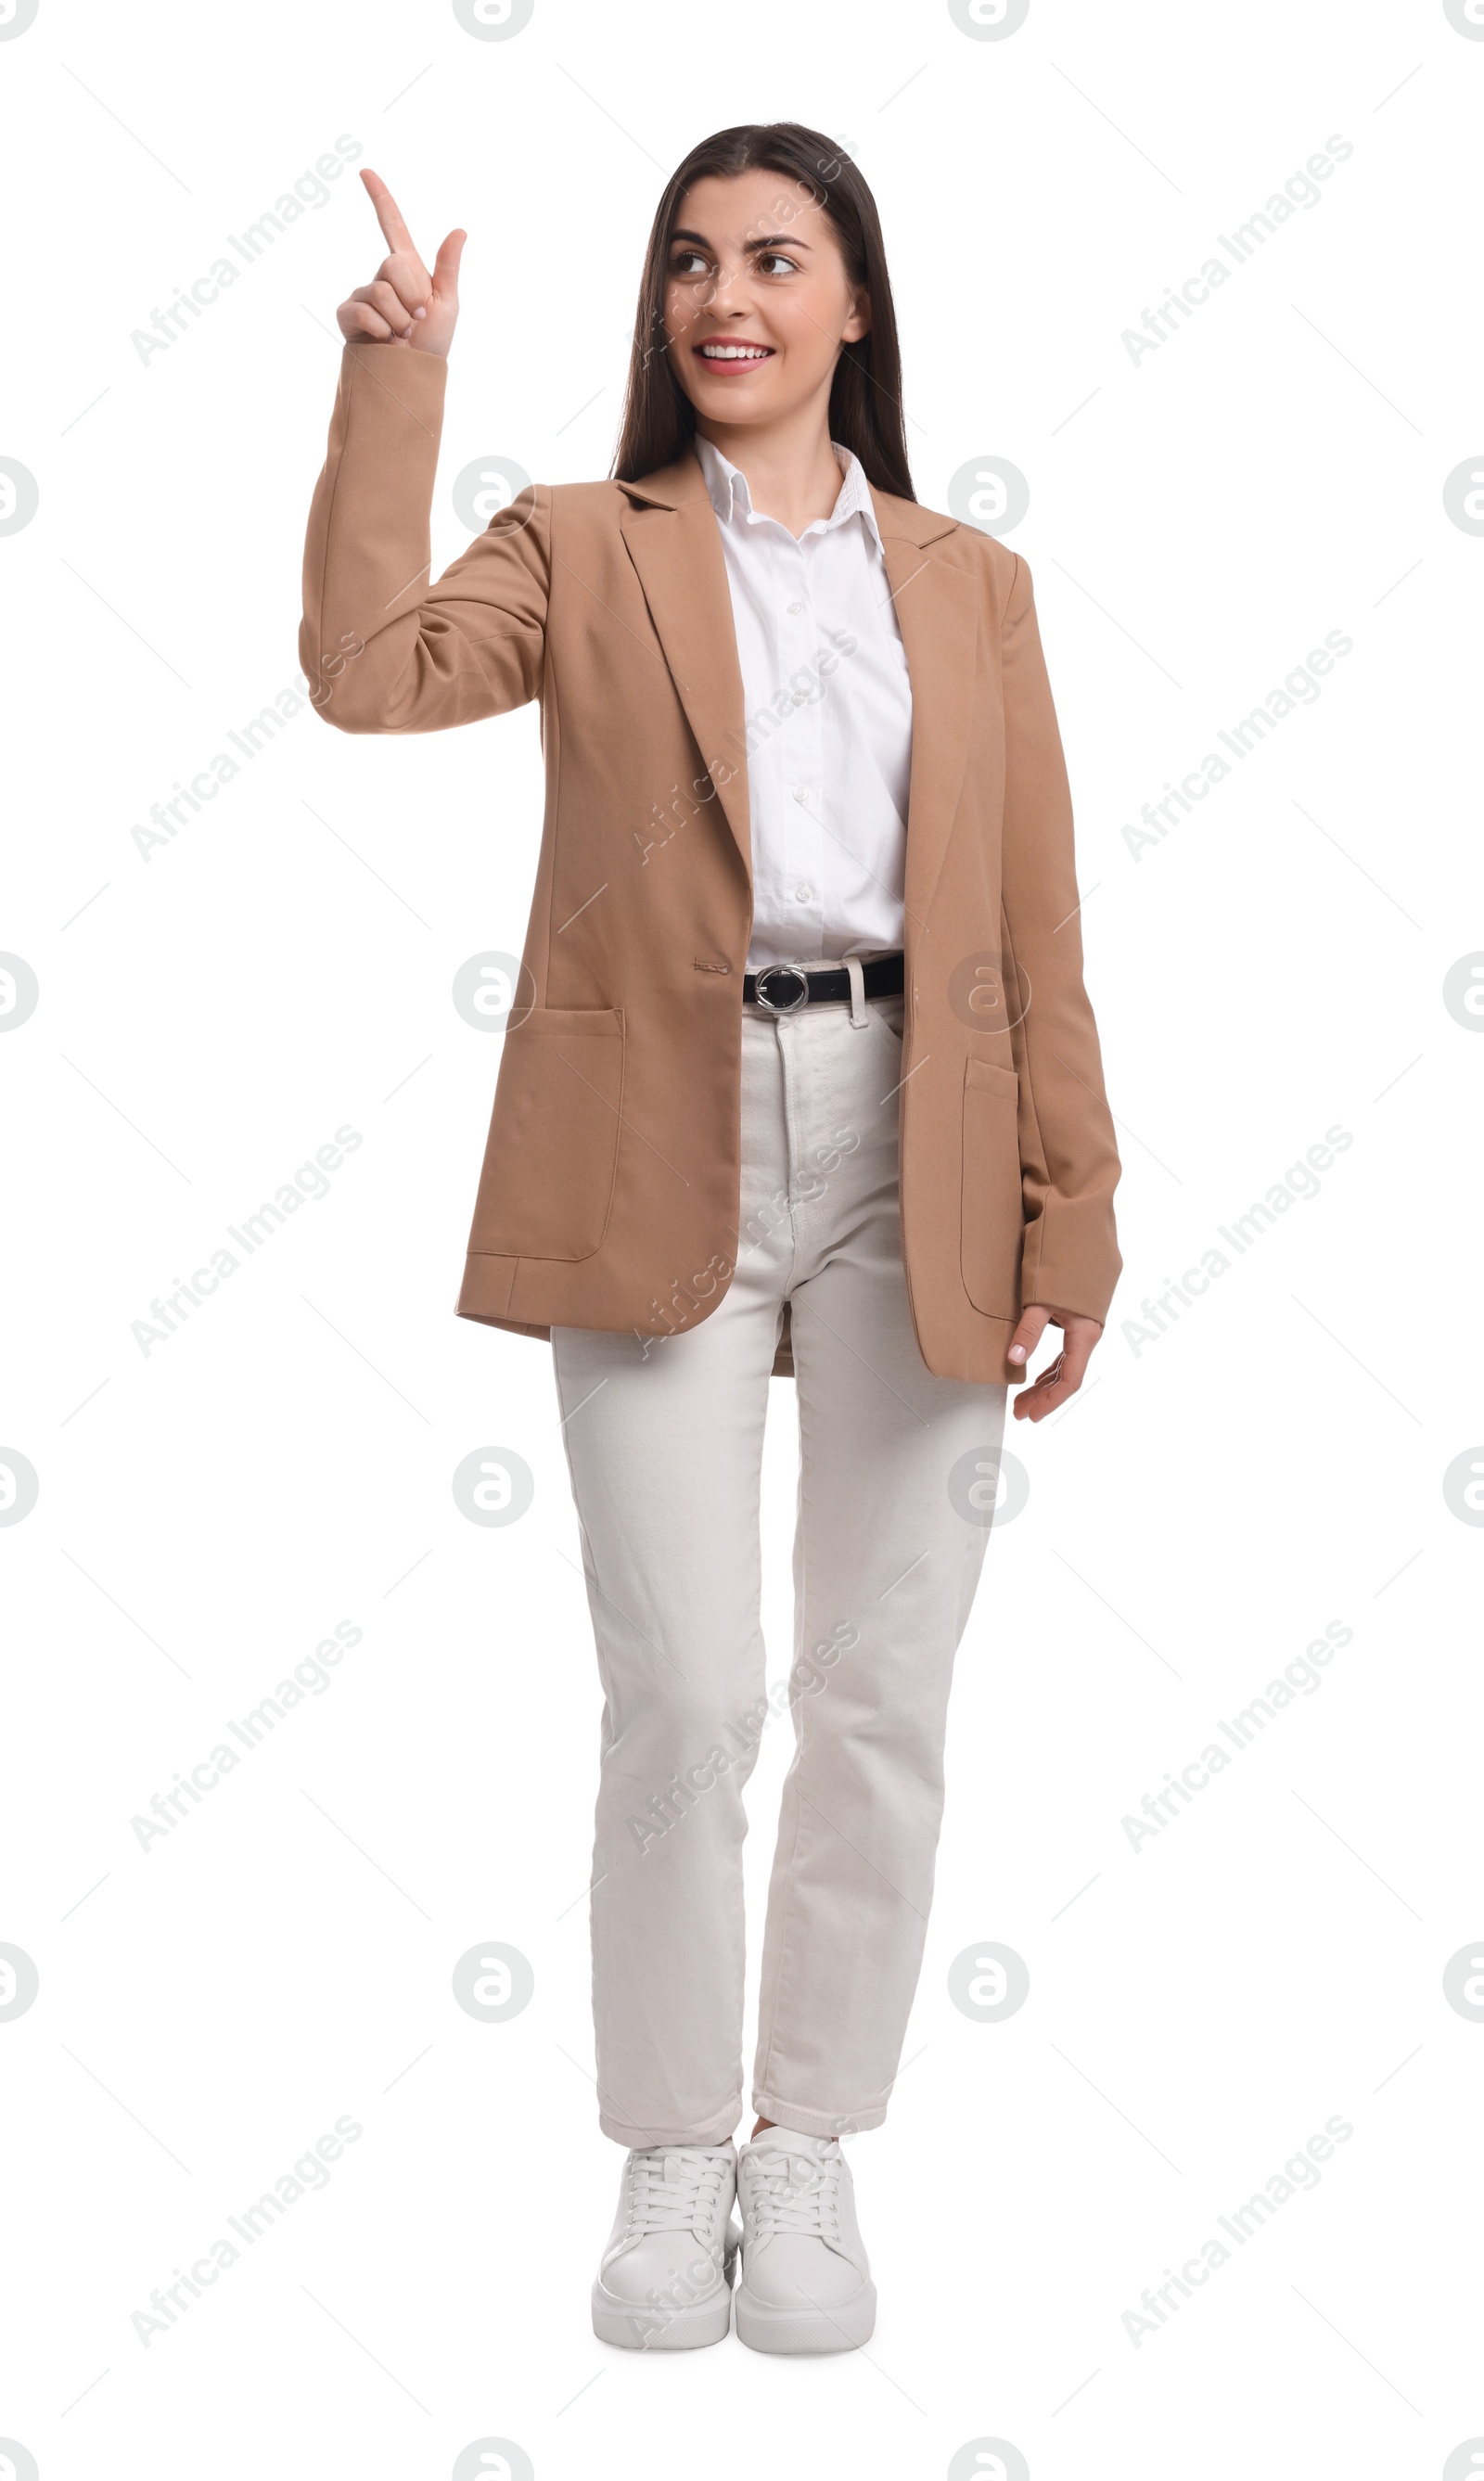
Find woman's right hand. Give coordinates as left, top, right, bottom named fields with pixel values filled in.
left=336, top=169, right=465, bottom=356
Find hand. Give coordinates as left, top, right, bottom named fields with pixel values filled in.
left=335, top=169, right=465, bottom=356
left=1007, top=1302, right=1103, bottom=1423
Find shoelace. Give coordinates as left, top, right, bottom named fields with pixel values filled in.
left=624, top=2146, right=730, bottom=2240
left=742, top=2145, right=844, bottom=2243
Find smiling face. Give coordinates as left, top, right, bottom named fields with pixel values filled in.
left=661, top=168, right=870, bottom=436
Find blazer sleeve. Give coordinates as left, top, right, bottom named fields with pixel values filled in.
left=300, top=342, right=549, bottom=734
left=998, top=552, right=1122, bottom=1325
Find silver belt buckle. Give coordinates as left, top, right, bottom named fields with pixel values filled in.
left=753, top=963, right=810, bottom=1015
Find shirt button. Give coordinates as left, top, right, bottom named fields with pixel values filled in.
left=792, top=787, right=808, bottom=805
left=795, top=884, right=814, bottom=902
left=787, top=601, right=804, bottom=615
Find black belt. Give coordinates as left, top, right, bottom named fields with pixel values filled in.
left=743, top=953, right=904, bottom=1014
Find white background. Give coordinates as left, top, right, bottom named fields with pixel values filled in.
left=3, top=1, right=1482, bottom=2475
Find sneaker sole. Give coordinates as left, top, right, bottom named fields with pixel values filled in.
left=591, top=2241, right=738, bottom=2350
left=735, top=2275, right=876, bottom=2355
left=591, top=2281, right=734, bottom=2349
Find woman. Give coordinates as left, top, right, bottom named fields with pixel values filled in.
left=301, top=121, right=1120, bottom=2357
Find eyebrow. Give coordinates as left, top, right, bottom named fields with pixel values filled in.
left=669, top=227, right=814, bottom=255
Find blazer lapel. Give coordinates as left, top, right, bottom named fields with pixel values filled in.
left=617, top=453, right=976, bottom=929
left=873, top=495, right=976, bottom=941
left=619, top=454, right=752, bottom=881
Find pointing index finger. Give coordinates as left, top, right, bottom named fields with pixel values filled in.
left=361, top=168, right=417, bottom=262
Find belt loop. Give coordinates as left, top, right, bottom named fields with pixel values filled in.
left=844, top=953, right=867, bottom=1029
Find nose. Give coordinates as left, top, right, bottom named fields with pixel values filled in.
left=710, top=261, right=755, bottom=313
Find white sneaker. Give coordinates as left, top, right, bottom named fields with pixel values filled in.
left=736, top=2126, right=876, bottom=2353
left=591, top=2142, right=740, bottom=2349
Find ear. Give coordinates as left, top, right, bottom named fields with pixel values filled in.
left=841, top=287, right=872, bottom=345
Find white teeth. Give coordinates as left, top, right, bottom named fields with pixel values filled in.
left=700, top=344, right=770, bottom=359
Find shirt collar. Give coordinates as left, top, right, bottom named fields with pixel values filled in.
left=694, top=433, right=885, bottom=556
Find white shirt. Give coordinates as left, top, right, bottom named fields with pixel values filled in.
left=695, top=433, right=914, bottom=974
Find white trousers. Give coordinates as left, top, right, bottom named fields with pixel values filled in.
left=552, top=988, right=1007, bottom=2147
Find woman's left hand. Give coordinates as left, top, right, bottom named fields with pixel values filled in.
left=1006, top=1304, right=1104, bottom=1422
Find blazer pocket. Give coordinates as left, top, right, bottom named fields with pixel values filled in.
left=960, top=1056, right=1024, bottom=1320
left=471, top=1007, right=624, bottom=1262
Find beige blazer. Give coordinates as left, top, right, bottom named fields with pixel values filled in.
left=300, top=343, right=1120, bottom=1385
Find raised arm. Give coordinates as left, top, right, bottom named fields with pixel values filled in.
left=300, top=170, right=548, bottom=734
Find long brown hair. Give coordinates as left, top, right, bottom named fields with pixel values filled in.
left=611, top=122, right=915, bottom=502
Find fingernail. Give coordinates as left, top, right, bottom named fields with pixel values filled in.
left=413, top=305, right=426, bottom=318
left=1008, top=1346, right=1026, bottom=1362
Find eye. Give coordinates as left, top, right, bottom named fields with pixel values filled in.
left=669, top=248, right=710, bottom=277
left=757, top=251, right=800, bottom=276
